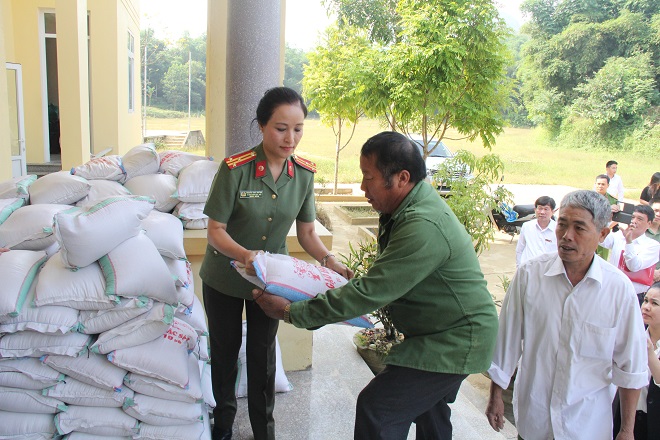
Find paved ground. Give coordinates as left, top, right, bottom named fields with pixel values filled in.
left=230, top=183, right=584, bottom=439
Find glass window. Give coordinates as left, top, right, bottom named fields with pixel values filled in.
left=44, top=12, right=56, bottom=34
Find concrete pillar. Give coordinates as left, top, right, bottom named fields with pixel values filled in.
left=205, top=0, right=228, bottom=160
left=225, top=0, right=282, bottom=155
left=0, top=2, right=13, bottom=179
left=56, top=0, right=90, bottom=171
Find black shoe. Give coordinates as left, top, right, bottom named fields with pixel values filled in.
left=212, top=427, right=232, bottom=440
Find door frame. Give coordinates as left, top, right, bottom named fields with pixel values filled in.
left=6, top=62, right=26, bottom=177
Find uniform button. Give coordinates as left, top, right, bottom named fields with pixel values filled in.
left=267, top=217, right=273, bottom=222
left=213, top=250, right=218, bottom=255
left=262, top=236, right=267, bottom=241
left=272, top=194, right=277, bottom=199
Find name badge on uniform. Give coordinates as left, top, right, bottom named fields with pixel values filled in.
left=240, top=190, right=263, bottom=199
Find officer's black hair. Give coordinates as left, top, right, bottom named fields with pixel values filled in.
left=595, top=174, right=610, bottom=184
left=606, top=160, right=618, bottom=168
left=535, top=196, right=556, bottom=210
left=634, top=204, right=655, bottom=222
left=360, top=131, right=426, bottom=187
left=254, top=87, right=308, bottom=127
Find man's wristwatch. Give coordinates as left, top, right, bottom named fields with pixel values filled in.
left=283, top=304, right=291, bottom=324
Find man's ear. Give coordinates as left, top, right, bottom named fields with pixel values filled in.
left=598, top=226, right=611, bottom=244
left=397, top=170, right=411, bottom=187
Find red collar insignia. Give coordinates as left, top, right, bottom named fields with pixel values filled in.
left=255, top=161, right=267, bottom=178
left=287, top=160, right=295, bottom=178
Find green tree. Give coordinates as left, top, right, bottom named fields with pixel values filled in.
left=284, top=45, right=308, bottom=95
left=322, top=0, right=401, bottom=44
left=303, top=25, right=374, bottom=194
left=377, top=0, right=510, bottom=155
left=162, top=62, right=190, bottom=111
left=571, top=52, right=659, bottom=126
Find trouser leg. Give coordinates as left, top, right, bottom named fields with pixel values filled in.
left=354, top=365, right=467, bottom=440
left=203, top=283, right=244, bottom=432
left=245, top=298, right=279, bottom=440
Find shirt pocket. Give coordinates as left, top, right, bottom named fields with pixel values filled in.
left=578, top=321, right=616, bottom=361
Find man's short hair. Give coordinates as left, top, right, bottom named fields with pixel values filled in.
left=560, top=190, right=612, bottom=230
left=633, top=205, right=655, bottom=222
left=361, top=131, right=427, bottom=186
left=595, top=174, right=610, bottom=184
left=535, top=196, right=556, bottom=210
left=606, top=160, right=618, bottom=168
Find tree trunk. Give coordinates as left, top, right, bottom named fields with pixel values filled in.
left=333, top=118, right=342, bottom=195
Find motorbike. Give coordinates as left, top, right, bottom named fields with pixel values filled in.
left=490, top=200, right=536, bottom=239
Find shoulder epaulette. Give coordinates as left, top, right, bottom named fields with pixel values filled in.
left=292, top=155, right=317, bottom=173
left=224, top=150, right=257, bottom=169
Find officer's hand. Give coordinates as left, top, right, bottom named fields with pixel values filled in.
left=325, top=256, right=355, bottom=280
left=0, top=247, right=9, bottom=254
left=252, top=289, right=291, bottom=320
left=243, top=250, right=261, bottom=276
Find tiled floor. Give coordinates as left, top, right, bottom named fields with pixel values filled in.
left=231, top=325, right=518, bottom=439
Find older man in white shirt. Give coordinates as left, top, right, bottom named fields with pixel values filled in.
left=601, top=204, right=660, bottom=299
left=516, top=196, right=557, bottom=266
left=486, top=190, right=647, bottom=440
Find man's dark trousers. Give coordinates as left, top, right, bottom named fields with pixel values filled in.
left=354, top=365, right=467, bottom=439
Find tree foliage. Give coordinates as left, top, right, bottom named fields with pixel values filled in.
left=139, top=30, right=207, bottom=114
left=322, top=0, right=401, bottom=44
left=284, top=45, right=308, bottom=95
left=303, top=25, right=374, bottom=194
left=518, top=1, right=660, bottom=147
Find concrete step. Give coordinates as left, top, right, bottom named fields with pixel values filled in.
left=27, top=162, right=62, bottom=177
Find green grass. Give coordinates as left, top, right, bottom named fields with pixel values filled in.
left=146, top=116, right=657, bottom=200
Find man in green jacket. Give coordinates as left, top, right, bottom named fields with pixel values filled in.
left=254, top=131, right=498, bottom=439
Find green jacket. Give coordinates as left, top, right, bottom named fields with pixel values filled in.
left=200, top=144, right=316, bottom=299
left=291, top=181, right=498, bottom=374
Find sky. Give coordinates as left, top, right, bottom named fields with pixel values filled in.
left=140, top=0, right=526, bottom=51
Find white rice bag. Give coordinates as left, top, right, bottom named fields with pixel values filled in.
left=234, top=252, right=373, bottom=328
left=0, top=196, right=26, bottom=224
left=54, top=406, right=140, bottom=437
left=141, top=210, right=186, bottom=259
left=158, top=150, right=211, bottom=177
left=108, top=319, right=197, bottom=387
left=76, top=179, right=132, bottom=207
left=173, top=201, right=208, bottom=229
left=0, top=174, right=37, bottom=199
left=0, top=411, right=56, bottom=437
left=122, top=394, right=203, bottom=426
left=122, top=143, right=159, bottom=180
left=43, top=377, right=134, bottom=408
left=124, top=173, right=178, bottom=213
left=0, top=386, right=67, bottom=413
left=70, top=155, right=126, bottom=182
left=0, top=331, right=92, bottom=358
left=135, top=421, right=205, bottom=440
left=53, top=195, right=154, bottom=269
left=43, top=352, right=127, bottom=391
left=28, top=171, right=91, bottom=205
left=35, top=252, right=114, bottom=310
left=98, top=232, right=178, bottom=304
left=0, top=282, right=80, bottom=334
left=0, top=204, right=69, bottom=250
left=0, top=249, right=48, bottom=318
left=173, top=160, right=219, bottom=203
left=0, top=357, right=64, bottom=390
left=79, top=297, right=153, bottom=335
left=91, top=302, right=175, bottom=354
left=123, top=353, right=202, bottom=403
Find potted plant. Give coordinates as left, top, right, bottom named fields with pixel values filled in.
left=341, top=240, right=403, bottom=375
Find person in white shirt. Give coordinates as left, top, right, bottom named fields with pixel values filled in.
left=516, top=196, right=556, bottom=266
left=600, top=204, right=660, bottom=299
left=607, top=160, right=625, bottom=202
left=486, top=190, right=647, bottom=440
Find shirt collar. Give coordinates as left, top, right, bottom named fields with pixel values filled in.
left=544, top=253, right=603, bottom=288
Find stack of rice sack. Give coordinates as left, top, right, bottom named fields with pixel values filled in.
left=70, top=145, right=217, bottom=230
left=0, top=145, right=214, bottom=440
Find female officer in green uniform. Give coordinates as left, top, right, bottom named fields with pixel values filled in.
left=200, top=87, right=351, bottom=440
